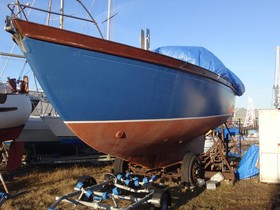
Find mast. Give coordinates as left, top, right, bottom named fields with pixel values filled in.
left=274, top=46, right=280, bottom=109
left=15, top=0, right=20, bottom=18
left=106, top=0, right=111, bottom=40
left=46, top=0, right=52, bottom=26
left=59, top=0, right=64, bottom=29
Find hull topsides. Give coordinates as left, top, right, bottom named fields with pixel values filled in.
left=10, top=19, right=236, bottom=168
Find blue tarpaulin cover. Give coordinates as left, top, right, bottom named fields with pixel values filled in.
left=153, top=46, right=245, bottom=96
left=236, top=144, right=259, bottom=179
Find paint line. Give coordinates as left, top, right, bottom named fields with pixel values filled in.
left=65, top=114, right=231, bottom=124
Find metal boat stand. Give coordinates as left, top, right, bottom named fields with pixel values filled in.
left=0, top=172, right=9, bottom=207
left=48, top=173, right=171, bottom=210
left=0, top=172, right=8, bottom=194
left=199, top=124, right=241, bottom=182
left=0, top=161, right=9, bottom=207
left=0, top=144, right=29, bottom=207
left=0, top=143, right=9, bottom=205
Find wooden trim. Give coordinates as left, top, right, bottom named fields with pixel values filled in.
left=12, top=19, right=235, bottom=92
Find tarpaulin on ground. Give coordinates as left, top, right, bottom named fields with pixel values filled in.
left=153, top=46, right=245, bottom=96
left=236, top=144, right=259, bottom=179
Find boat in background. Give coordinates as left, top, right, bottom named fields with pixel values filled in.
left=41, top=115, right=78, bottom=142
left=22, top=90, right=80, bottom=143
left=0, top=78, right=32, bottom=172
left=0, top=78, right=31, bottom=142
left=15, top=115, right=58, bottom=143
left=16, top=90, right=58, bottom=143
left=5, top=2, right=245, bottom=173
left=0, top=52, right=38, bottom=143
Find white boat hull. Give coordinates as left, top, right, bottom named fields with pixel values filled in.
left=16, top=116, right=58, bottom=142
left=0, top=93, right=32, bottom=141
left=41, top=116, right=76, bottom=139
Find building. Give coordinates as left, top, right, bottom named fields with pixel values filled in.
left=231, top=108, right=259, bottom=127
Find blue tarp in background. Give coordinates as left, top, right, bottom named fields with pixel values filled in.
left=217, top=127, right=239, bottom=137
left=236, top=144, right=259, bottom=179
left=153, top=46, right=245, bottom=96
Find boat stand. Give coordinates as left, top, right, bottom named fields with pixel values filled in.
left=0, top=143, right=9, bottom=195
left=0, top=172, right=8, bottom=194
left=48, top=173, right=171, bottom=210
left=0, top=171, right=9, bottom=206
left=200, top=124, right=241, bottom=182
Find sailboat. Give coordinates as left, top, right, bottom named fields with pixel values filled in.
left=4, top=1, right=244, bottom=181
left=0, top=77, right=32, bottom=171
left=0, top=51, right=33, bottom=145
left=0, top=79, right=31, bottom=142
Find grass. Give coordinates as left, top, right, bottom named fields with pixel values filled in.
left=2, top=164, right=111, bottom=210
left=174, top=178, right=280, bottom=209
left=1, top=163, right=280, bottom=210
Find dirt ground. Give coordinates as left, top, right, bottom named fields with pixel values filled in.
left=0, top=162, right=279, bottom=210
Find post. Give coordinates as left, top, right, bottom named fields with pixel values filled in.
left=59, top=0, right=64, bottom=29
left=46, top=0, right=52, bottom=26
left=106, top=0, right=111, bottom=40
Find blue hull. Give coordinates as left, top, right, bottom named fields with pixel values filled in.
left=23, top=37, right=235, bottom=122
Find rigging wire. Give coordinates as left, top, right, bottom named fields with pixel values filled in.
left=0, top=0, right=35, bottom=80
left=18, top=60, right=28, bottom=79
left=81, top=0, right=96, bottom=33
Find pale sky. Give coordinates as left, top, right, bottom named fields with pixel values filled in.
left=1, top=0, right=280, bottom=109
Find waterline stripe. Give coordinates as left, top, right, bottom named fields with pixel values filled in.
left=65, top=114, right=231, bottom=124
